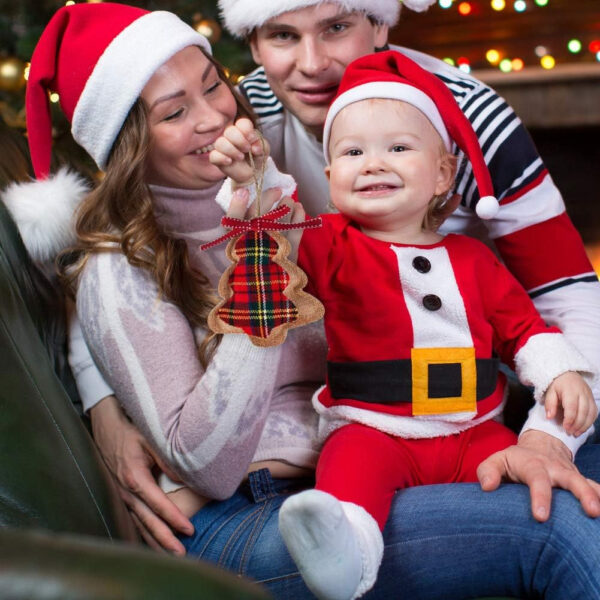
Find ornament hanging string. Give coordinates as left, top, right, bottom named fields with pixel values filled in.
left=247, top=131, right=267, bottom=218
left=200, top=133, right=322, bottom=251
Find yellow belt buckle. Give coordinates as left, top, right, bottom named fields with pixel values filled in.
left=411, top=347, right=477, bottom=416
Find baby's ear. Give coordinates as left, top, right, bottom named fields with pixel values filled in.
left=435, top=153, right=457, bottom=196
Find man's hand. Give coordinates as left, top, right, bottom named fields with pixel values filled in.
left=477, top=429, right=600, bottom=521
left=90, top=396, right=194, bottom=555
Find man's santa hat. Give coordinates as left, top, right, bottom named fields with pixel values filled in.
left=322, top=50, right=500, bottom=220
left=2, top=3, right=210, bottom=262
left=218, top=0, right=437, bottom=38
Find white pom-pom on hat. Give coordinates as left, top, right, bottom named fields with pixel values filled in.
left=475, top=196, right=500, bottom=220
left=1, top=167, right=89, bottom=263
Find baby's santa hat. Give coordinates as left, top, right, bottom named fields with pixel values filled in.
left=322, top=50, right=500, bottom=220
left=3, top=2, right=210, bottom=261
left=218, top=0, right=437, bottom=38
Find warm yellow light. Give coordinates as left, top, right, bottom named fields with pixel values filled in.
left=540, top=54, right=555, bottom=69
left=511, top=58, right=524, bottom=71
left=49, top=92, right=60, bottom=103
left=24, top=62, right=30, bottom=81
left=491, top=0, right=506, bottom=10
left=65, top=0, right=75, bottom=5
left=486, top=49, right=501, bottom=64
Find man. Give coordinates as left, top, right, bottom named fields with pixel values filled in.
left=83, top=0, right=600, bottom=563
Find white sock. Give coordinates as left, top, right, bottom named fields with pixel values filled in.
left=278, top=490, right=383, bottom=600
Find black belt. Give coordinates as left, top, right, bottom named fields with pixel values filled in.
left=328, top=357, right=499, bottom=405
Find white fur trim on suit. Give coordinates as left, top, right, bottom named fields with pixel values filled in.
left=1, top=167, right=89, bottom=263
left=314, top=391, right=505, bottom=441
left=218, top=0, right=402, bottom=38
left=214, top=157, right=297, bottom=211
left=514, top=332, right=597, bottom=403
left=72, top=12, right=210, bottom=170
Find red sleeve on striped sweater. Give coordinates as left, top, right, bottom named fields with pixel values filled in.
left=494, top=212, right=595, bottom=291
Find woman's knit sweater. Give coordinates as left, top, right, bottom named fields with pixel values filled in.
left=76, top=182, right=326, bottom=499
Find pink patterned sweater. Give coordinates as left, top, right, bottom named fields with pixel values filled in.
left=76, top=183, right=326, bottom=499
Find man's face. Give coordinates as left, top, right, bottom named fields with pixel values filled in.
left=249, top=3, right=388, bottom=141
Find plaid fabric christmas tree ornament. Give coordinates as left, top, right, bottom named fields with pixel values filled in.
left=201, top=205, right=324, bottom=347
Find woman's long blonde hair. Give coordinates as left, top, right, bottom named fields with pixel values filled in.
left=62, top=50, right=256, bottom=368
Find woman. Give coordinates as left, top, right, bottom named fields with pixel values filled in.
left=15, top=3, right=600, bottom=599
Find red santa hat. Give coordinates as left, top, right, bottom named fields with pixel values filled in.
left=217, top=0, right=437, bottom=38
left=3, top=3, right=210, bottom=262
left=322, top=50, right=500, bottom=220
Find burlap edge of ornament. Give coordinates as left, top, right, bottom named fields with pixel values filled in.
left=208, top=231, right=324, bottom=347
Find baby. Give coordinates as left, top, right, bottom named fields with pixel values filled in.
left=211, top=50, right=597, bottom=600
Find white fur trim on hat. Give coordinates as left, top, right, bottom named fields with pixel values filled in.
left=1, top=167, right=89, bottom=263
left=323, top=81, right=452, bottom=162
left=72, top=11, right=211, bottom=171
left=515, top=332, right=597, bottom=403
left=218, top=0, right=401, bottom=38
left=400, top=0, right=438, bottom=12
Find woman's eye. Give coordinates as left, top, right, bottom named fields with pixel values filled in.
left=163, top=108, right=184, bottom=122
left=392, top=144, right=407, bottom=152
left=206, top=80, right=222, bottom=94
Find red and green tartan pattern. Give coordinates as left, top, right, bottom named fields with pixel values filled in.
left=216, top=230, right=300, bottom=338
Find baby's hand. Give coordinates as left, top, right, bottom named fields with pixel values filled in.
left=544, top=371, right=597, bottom=437
left=210, top=117, right=270, bottom=186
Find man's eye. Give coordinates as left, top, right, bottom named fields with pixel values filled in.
left=163, top=108, right=183, bottom=122
left=272, top=31, right=295, bottom=41
left=328, top=23, right=348, bottom=34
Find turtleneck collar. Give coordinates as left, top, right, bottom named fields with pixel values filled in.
left=150, top=181, right=225, bottom=238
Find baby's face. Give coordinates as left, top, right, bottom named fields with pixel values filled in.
left=325, top=98, right=453, bottom=236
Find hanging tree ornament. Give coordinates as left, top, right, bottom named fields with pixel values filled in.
left=201, top=140, right=324, bottom=347
left=0, top=56, right=26, bottom=93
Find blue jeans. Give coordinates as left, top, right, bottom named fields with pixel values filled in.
left=180, top=446, right=600, bottom=599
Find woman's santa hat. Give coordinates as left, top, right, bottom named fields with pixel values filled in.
left=218, top=0, right=437, bottom=38
left=2, top=3, right=210, bottom=261
left=322, top=50, right=500, bottom=220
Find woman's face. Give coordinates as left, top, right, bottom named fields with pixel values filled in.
left=141, top=46, right=238, bottom=189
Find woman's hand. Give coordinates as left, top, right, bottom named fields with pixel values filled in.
left=89, top=395, right=194, bottom=555
left=477, top=429, right=600, bottom=521
left=210, top=117, right=269, bottom=186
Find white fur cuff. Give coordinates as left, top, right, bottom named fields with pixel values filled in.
left=214, top=157, right=297, bottom=213
left=515, top=332, right=597, bottom=402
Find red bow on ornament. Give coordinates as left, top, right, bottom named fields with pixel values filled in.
left=201, top=205, right=324, bottom=347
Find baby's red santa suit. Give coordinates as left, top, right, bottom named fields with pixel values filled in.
left=279, top=50, right=596, bottom=600
left=297, top=50, right=594, bottom=441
